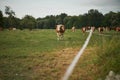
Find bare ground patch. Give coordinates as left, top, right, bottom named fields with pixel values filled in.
left=30, top=47, right=80, bottom=80
left=0, top=47, right=99, bottom=80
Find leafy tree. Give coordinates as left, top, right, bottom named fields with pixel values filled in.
left=21, top=15, right=36, bottom=30
left=45, top=15, right=56, bottom=29
left=3, top=17, right=10, bottom=29
left=116, top=12, right=120, bottom=26
left=59, top=13, right=67, bottom=24
left=5, top=8, right=118, bottom=30
left=65, top=16, right=80, bottom=29
left=5, top=6, right=16, bottom=28
left=63, top=16, right=71, bottom=29
left=77, top=15, right=83, bottom=28
left=56, top=13, right=67, bottom=24
left=103, top=11, right=119, bottom=27
left=72, top=16, right=81, bottom=28
left=14, top=17, right=21, bottom=29
left=87, top=9, right=103, bottom=27
left=36, top=21, right=44, bottom=29
left=42, top=19, right=50, bottom=29
left=36, top=15, right=56, bottom=29
left=0, top=10, right=4, bottom=30
left=63, top=16, right=77, bottom=29
left=5, top=6, right=15, bottom=17
left=48, top=18, right=56, bottom=29
left=81, top=13, right=88, bottom=27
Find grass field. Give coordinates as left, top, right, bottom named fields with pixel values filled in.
left=0, top=29, right=120, bottom=80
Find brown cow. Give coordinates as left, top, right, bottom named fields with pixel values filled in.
left=98, top=27, right=104, bottom=33
left=0, top=27, right=3, bottom=31
left=105, top=27, right=111, bottom=31
left=110, top=27, right=116, bottom=31
left=116, top=27, right=120, bottom=32
left=91, top=26, right=95, bottom=32
left=56, top=24, right=65, bottom=40
left=82, top=26, right=94, bottom=33
left=81, top=27, right=86, bottom=33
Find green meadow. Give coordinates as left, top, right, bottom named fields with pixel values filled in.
left=0, top=29, right=120, bottom=80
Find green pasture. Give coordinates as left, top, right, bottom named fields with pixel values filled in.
left=0, top=29, right=120, bottom=80
left=70, top=31, right=120, bottom=80
left=0, top=29, right=87, bottom=56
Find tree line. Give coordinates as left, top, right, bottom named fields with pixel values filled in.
left=0, top=6, right=120, bottom=30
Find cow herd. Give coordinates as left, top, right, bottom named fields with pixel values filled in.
left=56, top=24, right=120, bottom=40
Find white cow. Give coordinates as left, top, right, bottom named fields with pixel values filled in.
left=71, top=26, right=76, bottom=32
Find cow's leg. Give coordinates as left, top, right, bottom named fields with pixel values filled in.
left=57, top=33, right=60, bottom=40
left=60, top=33, right=64, bottom=40
left=60, top=35, right=62, bottom=40
left=59, top=34, right=62, bottom=40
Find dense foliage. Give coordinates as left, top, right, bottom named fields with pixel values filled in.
left=0, top=7, right=120, bottom=30
left=0, top=10, right=3, bottom=30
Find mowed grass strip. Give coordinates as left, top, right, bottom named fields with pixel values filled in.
left=0, top=29, right=88, bottom=80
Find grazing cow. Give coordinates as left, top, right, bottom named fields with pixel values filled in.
left=110, top=27, right=116, bottom=31
left=71, top=26, right=76, bottom=32
left=91, top=26, right=95, bottom=32
left=0, top=27, right=3, bottom=31
left=13, top=28, right=16, bottom=30
left=82, top=26, right=95, bottom=34
left=98, top=27, right=104, bottom=33
left=9, top=27, right=13, bottom=31
left=105, top=27, right=111, bottom=31
left=86, top=26, right=91, bottom=31
left=8, top=27, right=16, bottom=31
left=56, top=24, right=65, bottom=40
left=81, top=27, right=86, bottom=34
left=116, top=27, right=120, bottom=32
